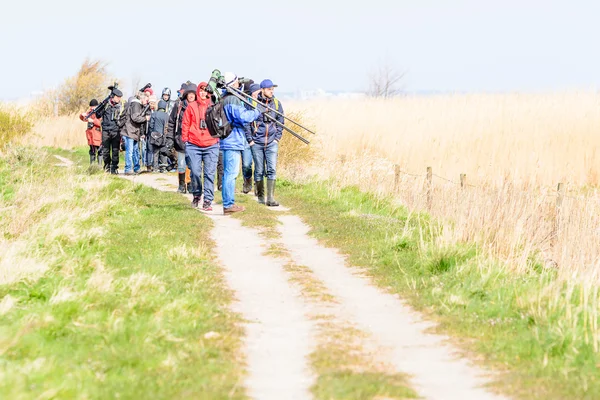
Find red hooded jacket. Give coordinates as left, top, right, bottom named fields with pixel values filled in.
left=182, top=83, right=218, bottom=148
left=79, top=108, right=102, bottom=146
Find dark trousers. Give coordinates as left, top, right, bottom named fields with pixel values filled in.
left=217, top=150, right=224, bottom=190
left=102, top=130, right=120, bottom=173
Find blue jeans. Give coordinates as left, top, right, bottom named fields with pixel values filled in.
left=222, top=149, right=241, bottom=209
left=123, top=136, right=140, bottom=173
left=241, top=141, right=253, bottom=180
left=177, top=151, right=186, bottom=173
left=251, top=141, right=278, bottom=181
left=186, top=143, right=219, bottom=202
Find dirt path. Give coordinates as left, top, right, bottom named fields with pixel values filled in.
left=122, top=172, right=508, bottom=400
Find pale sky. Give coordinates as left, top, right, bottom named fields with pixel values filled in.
left=1, top=0, right=599, bottom=99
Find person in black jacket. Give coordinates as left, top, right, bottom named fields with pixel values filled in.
left=94, top=88, right=124, bottom=174
left=167, top=82, right=196, bottom=193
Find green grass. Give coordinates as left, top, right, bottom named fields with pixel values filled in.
left=0, top=147, right=244, bottom=399
left=276, top=179, right=600, bottom=400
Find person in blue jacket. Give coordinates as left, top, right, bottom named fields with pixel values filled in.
left=220, top=72, right=262, bottom=214
left=246, top=79, right=284, bottom=206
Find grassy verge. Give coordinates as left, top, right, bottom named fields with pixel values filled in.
left=274, top=179, right=600, bottom=400
left=0, top=147, right=244, bottom=399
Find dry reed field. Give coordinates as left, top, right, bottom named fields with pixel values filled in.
left=287, top=92, right=600, bottom=279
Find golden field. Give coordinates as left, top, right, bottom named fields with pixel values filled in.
left=286, top=92, right=600, bottom=279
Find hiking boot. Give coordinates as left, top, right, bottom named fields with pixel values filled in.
left=124, top=171, right=134, bottom=176
left=202, top=201, right=213, bottom=212
left=266, top=179, right=279, bottom=207
left=147, top=165, right=153, bottom=173
left=242, top=178, right=252, bottom=194
left=177, top=173, right=187, bottom=193
left=223, top=204, right=245, bottom=214
left=191, top=196, right=201, bottom=208
left=256, top=180, right=265, bottom=204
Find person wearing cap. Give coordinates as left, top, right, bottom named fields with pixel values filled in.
left=121, top=90, right=151, bottom=175
left=94, top=87, right=124, bottom=174
left=79, top=99, right=103, bottom=165
left=148, top=99, right=170, bottom=173
left=242, top=83, right=262, bottom=194
left=219, top=72, right=262, bottom=214
left=167, top=82, right=197, bottom=193
left=248, top=79, right=284, bottom=206
left=181, top=82, right=219, bottom=211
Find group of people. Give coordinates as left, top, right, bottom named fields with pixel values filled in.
left=80, top=72, right=284, bottom=214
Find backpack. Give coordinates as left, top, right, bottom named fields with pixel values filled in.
left=205, top=100, right=233, bottom=139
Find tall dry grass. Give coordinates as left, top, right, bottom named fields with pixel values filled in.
left=287, top=92, right=600, bottom=278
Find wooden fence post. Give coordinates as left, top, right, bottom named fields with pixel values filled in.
left=460, top=174, right=467, bottom=189
left=426, top=167, right=433, bottom=210
left=394, top=165, right=401, bottom=192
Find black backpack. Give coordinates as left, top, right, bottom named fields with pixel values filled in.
left=205, top=100, right=232, bottom=139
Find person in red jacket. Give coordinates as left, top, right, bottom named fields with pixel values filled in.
left=79, top=99, right=103, bottom=164
left=182, top=82, right=219, bottom=211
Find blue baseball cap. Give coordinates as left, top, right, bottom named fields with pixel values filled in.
left=249, top=83, right=261, bottom=94
left=260, top=79, right=278, bottom=89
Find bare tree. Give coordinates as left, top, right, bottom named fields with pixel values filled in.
left=367, top=62, right=406, bottom=98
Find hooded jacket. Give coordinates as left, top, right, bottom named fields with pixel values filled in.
left=182, top=85, right=218, bottom=148
left=167, top=98, right=189, bottom=151
left=221, top=93, right=261, bottom=151
left=149, top=100, right=169, bottom=144
left=80, top=107, right=102, bottom=146
left=122, top=98, right=149, bottom=141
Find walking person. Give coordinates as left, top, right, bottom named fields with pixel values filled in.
left=248, top=79, right=284, bottom=206
left=167, top=82, right=196, bottom=193
left=144, top=95, right=158, bottom=171
left=182, top=82, right=219, bottom=211
left=243, top=83, right=263, bottom=194
left=79, top=99, right=103, bottom=165
left=220, top=72, right=262, bottom=214
left=122, top=91, right=151, bottom=175
left=94, top=88, right=124, bottom=174
left=148, top=99, right=170, bottom=172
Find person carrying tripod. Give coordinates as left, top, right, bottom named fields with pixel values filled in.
left=247, top=79, right=284, bottom=206
left=220, top=72, right=262, bottom=214
left=94, top=87, right=124, bottom=174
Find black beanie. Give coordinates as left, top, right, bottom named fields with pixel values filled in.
left=89, top=99, right=99, bottom=107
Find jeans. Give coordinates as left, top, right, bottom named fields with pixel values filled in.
left=186, top=143, right=219, bottom=202
left=123, top=136, right=141, bottom=173
left=222, top=149, right=241, bottom=209
left=177, top=151, right=186, bottom=173
left=101, top=130, right=120, bottom=173
left=241, top=141, right=253, bottom=180
left=251, top=141, right=279, bottom=181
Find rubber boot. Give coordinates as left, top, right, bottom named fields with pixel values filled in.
left=255, top=180, right=265, bottom=204
left=90, top=154, right=95, bottom=165
left=266, top=179, right=279, bottom=207
left=178, top=173, right=186, bottom=193
left=243, top=178, right=253, bottom=194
